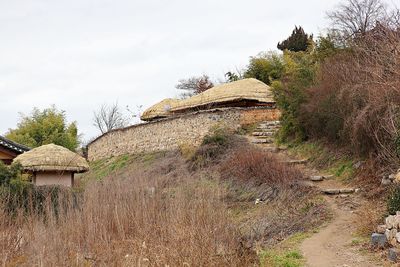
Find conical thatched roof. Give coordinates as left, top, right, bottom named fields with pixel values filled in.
left=14, top=144, right=89, bottom=173
left=140, top=78, right=274, bottom=121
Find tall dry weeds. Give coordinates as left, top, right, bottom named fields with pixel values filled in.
left=0, top=142, right=327, bottom=266
left=0, top=163, right=254, bottom=266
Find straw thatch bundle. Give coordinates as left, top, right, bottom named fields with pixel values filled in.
left=141, top=78, right=274, bottom=121
left=14, top=144, right=89, bottom=173
left=140, top=98, right=181, bottom=121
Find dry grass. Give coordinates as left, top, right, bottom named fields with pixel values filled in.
left=355, top=201, right=386, bottom=236
left=0, top=139, right=327, bottom=266
left=0, top=157, right=253, bottom=266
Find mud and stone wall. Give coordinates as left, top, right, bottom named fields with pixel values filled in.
left=87, top=107, right=280, bottom=161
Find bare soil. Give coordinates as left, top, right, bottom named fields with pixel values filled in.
left=300, top=181, right=380, bottom=267
left=286, top=154, right=382, bottom=267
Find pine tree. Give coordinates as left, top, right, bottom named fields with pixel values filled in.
left=277, top=26, right=313, bottom=52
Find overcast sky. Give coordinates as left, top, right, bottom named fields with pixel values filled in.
left=0, top=0, right=339, bottom=142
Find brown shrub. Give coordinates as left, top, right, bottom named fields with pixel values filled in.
left=219, top=147, right=326, bottom=247
left=302, top=25, right=400, bottom=170
left=220, top=147, right=305, bottom=187
left=189, top=128, right=245, bottom=169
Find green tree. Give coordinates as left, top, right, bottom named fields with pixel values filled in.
left=6, top=106, right=79, bottom=151
left=225, top=71, right=241, bottom=82
left=243, top=52, right=284, bottom=85
left=0, top=161, right=22, bottom=186
left=272, top=51, right=318, bottom=142
left=313, top=35, right=339, bottom=62
left=277, top=26, right=313, bottom=52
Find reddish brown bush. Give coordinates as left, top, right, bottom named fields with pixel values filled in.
left=302, top=24, right=400, bottom=169
left=220, top=147, right=305, bottom=186
left=219, top=147, right=326, bottom=248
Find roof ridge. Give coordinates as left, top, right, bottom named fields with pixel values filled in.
left=0, top=135, right=30, bottom=153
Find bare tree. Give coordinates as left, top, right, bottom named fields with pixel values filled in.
left=175, top=75, right=214, bottom=99
left=388, top=7, right=400, bottom=28
left=327, top=0, right=387, bottom=42
left=93, top=103, right=128, bottom=134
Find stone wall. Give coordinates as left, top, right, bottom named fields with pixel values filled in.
left=87, top=107, right=280, bottom=161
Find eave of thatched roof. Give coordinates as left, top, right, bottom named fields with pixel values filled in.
left=171, top=78, right=274, bottom=112
left=140, top=78, right=274, bottom=121
left=14, top=144, right=89, bottom=173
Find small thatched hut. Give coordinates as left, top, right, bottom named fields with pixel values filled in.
left=141, top=78, right=275, bottom=121
left=14, top=144, right=89, bottom=187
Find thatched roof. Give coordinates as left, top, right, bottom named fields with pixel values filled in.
left=140, top=78, right=274, bottom=121
left=172, top=78, right=274, bottom=111
left=14, top=144, right=89, bottom=173
left=140, top=98, right=181, bottom=121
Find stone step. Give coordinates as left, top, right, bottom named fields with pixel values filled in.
left=252, top=131, right=275, bottom=137
left=258, top=121, right=281, bottom=127
left=310, top=175, right=324, bottom=182
left=309, top=175, right=335, bottom=182
left=251, top=138, right=274, bottom=144
left=263, top=146, right=279, bottom=153
left=322, top=188, right=357, bottom=195
left=256, top=125, right=281, bottom=131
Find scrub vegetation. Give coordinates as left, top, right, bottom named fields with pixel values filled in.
left=0, top=132, right=327, bottom=266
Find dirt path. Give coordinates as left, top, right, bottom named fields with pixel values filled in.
left=293, top=160, right=380, bottom=266
left=247, top=124, right=381, bottom=266
left=272, top=148, right=380, bottom=266
left=300, top=180, right=379, bottom=267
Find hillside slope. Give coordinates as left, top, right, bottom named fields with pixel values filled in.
left=76, top=132, right=329, bottom=266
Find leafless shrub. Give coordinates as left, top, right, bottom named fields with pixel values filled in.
left=303, top=24, right=400, bottom=170
left=219, top=147, right=326, bottom=247
left=220, top=147, right=305, bottom=187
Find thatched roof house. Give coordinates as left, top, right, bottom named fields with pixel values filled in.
left=14, top=144, right=89, bottom=187
left=141, top=78, right=275, bottom=121
left=0, top=135, right=30, bottom=165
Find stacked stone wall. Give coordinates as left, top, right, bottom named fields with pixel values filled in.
left=87, top=107, right=280, bottom=161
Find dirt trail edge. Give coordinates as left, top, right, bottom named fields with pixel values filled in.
left=247, top=123, right=381, bottom=266
left=295, top=164, right=380, bottom=267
